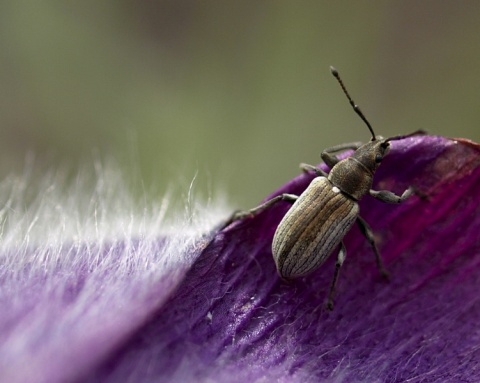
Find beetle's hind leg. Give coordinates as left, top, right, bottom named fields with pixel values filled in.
left=356, top=216, right=389, bottom=279
left=326, top=242, right=347, bottom=311
left=222, top=193, right=298, bottom=228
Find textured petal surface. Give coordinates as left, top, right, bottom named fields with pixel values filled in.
left=86, top=136, right=480, bottom=382
left=2, top=136, right=480, bottom=383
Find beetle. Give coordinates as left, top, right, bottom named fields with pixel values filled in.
left=224, top=66, right=425, bottom=310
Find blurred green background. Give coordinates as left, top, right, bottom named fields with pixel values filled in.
left=1, top=1, right=479, bottom=208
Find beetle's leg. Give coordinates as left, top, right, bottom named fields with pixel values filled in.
left=369, top=186, right=414, bottom=204
left=356, top=216, right=389, bottom=278
left=326, top=242, right=346, bottom=311
left=299, top=163, right=328, bottom=177
left=321, top=141, right=363, bottom=168
left=223, top=193, right=298, bottom=228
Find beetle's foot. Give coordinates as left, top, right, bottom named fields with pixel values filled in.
left=300, top=163, right=315, bottom=173
left=326, top=300, right=334, bottom=311
left=380, top=268, right=390, bottom=281
left=411, top=186, right=430, bottom=201
left=219, top=210, right=254, bottom=230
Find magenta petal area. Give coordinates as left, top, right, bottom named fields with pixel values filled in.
left=85, top=137, right=480, bottom=382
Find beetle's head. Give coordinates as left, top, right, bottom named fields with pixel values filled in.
left=353, top=137, right=390, bottom=173
left=355, top=131, right=427, bottom=173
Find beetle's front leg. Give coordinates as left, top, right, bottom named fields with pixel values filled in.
left=223, top=193, right=298, bottom=228
left=326, top=242, right=347, bottom=311
left=321, top=141, right=363, bottom=168
left=369, top=186, right=415, bottom=204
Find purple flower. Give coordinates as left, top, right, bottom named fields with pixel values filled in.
left=1, top=135, right=479, bottom=383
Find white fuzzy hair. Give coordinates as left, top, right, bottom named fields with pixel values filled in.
left=0, top=160, right=228, bottom=383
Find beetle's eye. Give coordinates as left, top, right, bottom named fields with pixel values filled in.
left=375, top=154, right=383, bottom=163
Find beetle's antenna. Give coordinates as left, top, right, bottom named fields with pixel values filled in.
left=330, top=66, right=376, bottom=140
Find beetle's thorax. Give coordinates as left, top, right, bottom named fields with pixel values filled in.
left=328, top=158, right=372, bottom=200
left=327, top=139, right=390, bottom=201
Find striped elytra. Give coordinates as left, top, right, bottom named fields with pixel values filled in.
left=272, top=177, right=359, bottom=278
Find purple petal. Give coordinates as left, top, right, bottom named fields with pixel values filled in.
left=2, top=135, right=480, bottom=383
left=87, top=135, right=480, bottom=382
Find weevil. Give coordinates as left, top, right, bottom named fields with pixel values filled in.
left=224, top=66, right=425, bottom=310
